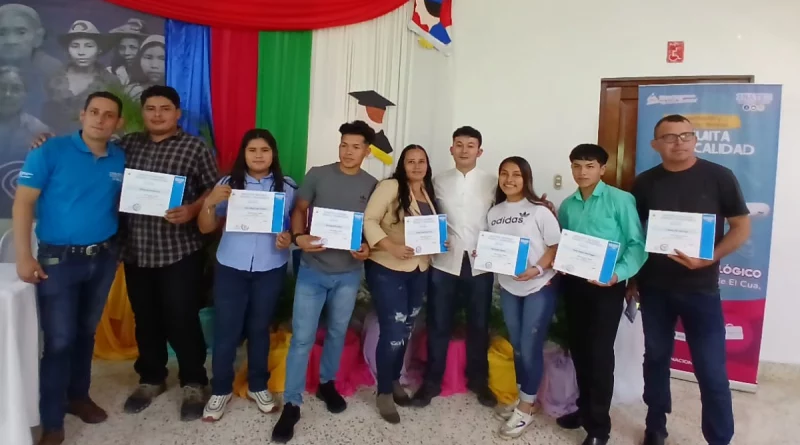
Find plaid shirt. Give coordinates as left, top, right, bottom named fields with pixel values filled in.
left=118, top=129, right=218, bottom=267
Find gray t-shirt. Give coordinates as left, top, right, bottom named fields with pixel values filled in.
left=299, top=163, right=378, bottom=273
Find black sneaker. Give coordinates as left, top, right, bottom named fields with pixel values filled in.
left=557, top=410, right=582, bottom=430
left=271, top=403, right=301, bottom=443
left=410, top=383, right=441, bottom=408
left=180, top=385, right=208, bottom=421
left=123, top=382, right=167, bottom=414
left=316, top=381, right=347, bottom=413
left=467, top=382, right=497, bottom=408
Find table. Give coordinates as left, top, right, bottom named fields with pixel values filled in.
left=0, top=263, right=39, bottom=445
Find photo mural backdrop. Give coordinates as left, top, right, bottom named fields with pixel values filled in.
left=0, top=1, right=165, bottom=217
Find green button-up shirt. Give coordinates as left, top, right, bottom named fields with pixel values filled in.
left=557, top=181, right=647, bottom=282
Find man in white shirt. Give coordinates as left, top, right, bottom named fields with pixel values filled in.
left=411, top=126, right=499, bottom=408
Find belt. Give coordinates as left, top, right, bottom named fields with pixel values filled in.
left=41, top=239, right=114, bottom=256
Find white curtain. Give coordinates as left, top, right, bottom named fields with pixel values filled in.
left=306, top=3, right=415, bottom=180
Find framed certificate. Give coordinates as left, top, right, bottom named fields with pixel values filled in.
left=404, top=214, right=448, bottom=255
left=474, top=231, right=531, bottom=277
left=119, top=168, right=186, bottom=217
left=553, top=229, right=620, bottom=284
left=309, top=207, right=365, bottom=251
left=225, top=190, right=286, bottom=233
left=645, top=210, right=716, bottom=260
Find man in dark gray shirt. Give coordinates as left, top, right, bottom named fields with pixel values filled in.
left=631, top=114, right=750, bottom=445
left=272, top=121, right=377, bottom=443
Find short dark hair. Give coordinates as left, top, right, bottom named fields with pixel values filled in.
left=84, top=91, right=123, bottom=116
left=339, top=120, right=376, bottom=146
left=140, top=85, right=181, bottom=109
left=452, top=126, right=482, bottom=146
left=653, top=114, right=692, bottom=138
left=569, top=144, right=609, bottom=165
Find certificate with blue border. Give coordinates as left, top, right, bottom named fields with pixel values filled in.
left=553, top=229, right=620, bottom=284
left=225, top=190, right=286, bottom=233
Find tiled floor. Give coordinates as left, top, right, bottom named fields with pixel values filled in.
left=51, top=360, right=798, bottom=445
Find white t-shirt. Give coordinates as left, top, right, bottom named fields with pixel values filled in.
left=486, top=199, right=561, bottom=296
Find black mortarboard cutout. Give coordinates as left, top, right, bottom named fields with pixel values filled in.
left=349, top=90, right=395, bottom=165
left=349, top=90, right=396, bottom=111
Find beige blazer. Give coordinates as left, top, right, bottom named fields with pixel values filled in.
left=363, top=179, right=438, bottom=272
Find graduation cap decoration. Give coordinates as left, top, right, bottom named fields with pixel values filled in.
left=349, top=90, right=395, bottom=165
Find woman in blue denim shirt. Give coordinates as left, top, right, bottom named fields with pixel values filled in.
left=197, top=129, right=296, bottom=422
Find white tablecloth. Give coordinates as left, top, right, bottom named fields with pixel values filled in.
left=0, top=264, right=39, bottom=445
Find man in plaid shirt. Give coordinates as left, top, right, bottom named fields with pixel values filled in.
left=116, top=86, right=218, bottom=421
left=31, top=86, right=217, bottom=421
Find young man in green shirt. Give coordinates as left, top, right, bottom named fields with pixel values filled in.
left=556, top=144, right=647, bottom=445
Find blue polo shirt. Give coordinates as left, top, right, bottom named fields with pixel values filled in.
left=17, top=131, right=126, bottom=246
left=215, top=173, right=296, bottom=272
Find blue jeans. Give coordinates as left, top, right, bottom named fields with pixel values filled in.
left=500, top=280, right=558, bottom=403
left=424, top=254, right=495, bottom=388
left=365, top=261, right=427, bottom=394
left=640, top=288, right=734, bottom=445
left=211, top=262, right=287, bottom=395
left=282, top=262, right=362, bottom=406
left=36, top=242, right=118, bottom=431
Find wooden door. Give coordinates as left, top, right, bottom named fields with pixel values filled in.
left=597, top=75, right=755, bottom=191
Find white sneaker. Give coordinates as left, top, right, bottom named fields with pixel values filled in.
left=498, top=408, right=534, bottom=439
left=247, top=389, right=277, bottom=414
left=202, top=394, right=232, bottom=422
left=494, top=399, right=520, bottom=421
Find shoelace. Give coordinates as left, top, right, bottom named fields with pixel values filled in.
left=252, top=391, right=273, bottom=404
left=207, top=395, right=227, bottom=409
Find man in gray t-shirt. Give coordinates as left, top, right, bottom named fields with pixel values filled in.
left=296, top=162, right=377, bottom=273
left=272, top=121, right=377, bottom=444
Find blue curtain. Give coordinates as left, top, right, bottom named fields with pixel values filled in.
left=165, top=20, right=214, bottom=146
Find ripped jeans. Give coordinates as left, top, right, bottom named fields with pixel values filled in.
left=365, top=260, right=427, bottom=394
left=499, top=278, right=559, bottom=404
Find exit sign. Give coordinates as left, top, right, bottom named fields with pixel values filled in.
left=667, top=41, right=685, bottom=63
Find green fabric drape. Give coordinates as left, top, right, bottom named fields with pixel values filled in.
left=255, top=31, right=313, bottom=185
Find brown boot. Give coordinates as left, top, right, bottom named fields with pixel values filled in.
left=67, top=398, right=108, bottom=424
left=376, top=393, right=400, bottom=424
left=37, top=430, right=65, bottom=445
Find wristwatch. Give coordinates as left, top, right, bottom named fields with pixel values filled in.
left=291, top=233, right=303, bottom=245
left=534, top=265, right=545, bottom=275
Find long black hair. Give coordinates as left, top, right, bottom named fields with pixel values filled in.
left=391, top=144, right=437, bottom=223
left=227, top=128, right=286, bottom=192
left=495, top=156, right=547, bottom=207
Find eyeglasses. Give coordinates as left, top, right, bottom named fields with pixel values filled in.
left=656, top=132, right=696, bottom=144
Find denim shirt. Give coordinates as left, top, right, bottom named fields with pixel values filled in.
left=215, top=173, right=296, bottom=272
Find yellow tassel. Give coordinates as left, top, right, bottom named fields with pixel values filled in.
left=418, top=37, right=435, bottom=49
left=370, top=145, right=393, bottom=165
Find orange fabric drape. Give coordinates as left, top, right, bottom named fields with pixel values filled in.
left=233, top=329, right=292, bottom=397
left=94, top=265, right=138, bottom=360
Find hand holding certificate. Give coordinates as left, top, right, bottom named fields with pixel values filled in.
left=404, top=215, right=448, bottom=255
left=474, top=231, right=531, bottom=277
left=645, top=210, right=716, bottom=260
left=553, top=229, right=620, bottom=285
left=225, top=190, right=286, bottom=233
left=309, top=207, right=365, bottom=251
left=119, top=168, right=186, bottom=217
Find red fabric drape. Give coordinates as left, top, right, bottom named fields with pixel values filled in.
left=210, top=28, right=259, bottom=173
left=104, top=0, right=407, bottom=30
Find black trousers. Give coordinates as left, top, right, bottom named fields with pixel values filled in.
left=124, top=250, right=209, bottom=387
left=563, top=275, right=625, bottom=440
left=424, top=254, right=494, bottom=388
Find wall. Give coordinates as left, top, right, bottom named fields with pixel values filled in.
left=411, top=0, right=799, bottom=363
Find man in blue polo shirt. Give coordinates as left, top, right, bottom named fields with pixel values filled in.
left=13, top=91, right=126, bottom=445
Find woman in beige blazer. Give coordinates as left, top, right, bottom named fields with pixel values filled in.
left=363, top=144, right=440, bottom=424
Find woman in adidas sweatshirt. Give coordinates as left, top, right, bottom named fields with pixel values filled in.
left=484, top=156, right=561, bottom=439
